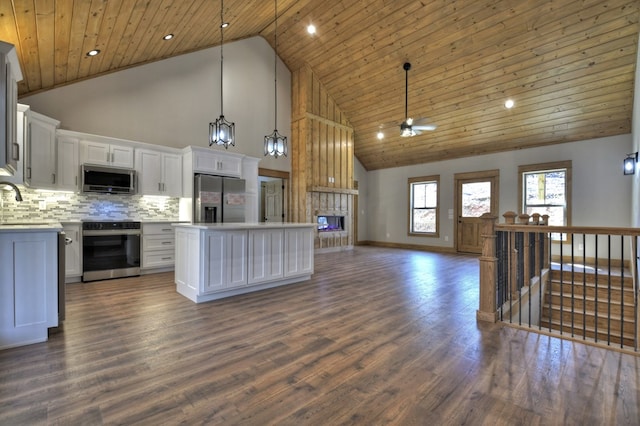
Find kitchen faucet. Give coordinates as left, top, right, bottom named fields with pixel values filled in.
left=0, top=181, right=23, bottom=201
left=0, top=181, right=23, bottom=224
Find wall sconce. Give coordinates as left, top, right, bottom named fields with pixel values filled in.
left=624, top=152, right=638, bottom=175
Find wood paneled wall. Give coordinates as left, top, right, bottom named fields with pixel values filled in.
left=290, top=65, right=356, bottom=251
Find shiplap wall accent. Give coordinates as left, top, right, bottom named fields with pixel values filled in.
left=291, top=65, right=356, bottom=251
left=0, top=186, right=179, bottom=222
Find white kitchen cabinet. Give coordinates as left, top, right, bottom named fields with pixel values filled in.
left=193, top=150, right=242, bottom=177
left=0, top=230, right=58, bottom=350
left=142, top=223, right=175, bottom=270
left=80, top=139, right=134, bottom=168
left=24, top=111, right=60, bottom=190
left=62, top=223, right=82, bottom=280
left=248, top=228, right=284, bottom=284
left=136, top=149, right=182, bottom=197
left=284, top=227, right=314, bottom=277
left=0, top=41, right=22, bottom=176
left=57, top=134, right=80, bottom=191
left=202, top=230, right=248, bottom=293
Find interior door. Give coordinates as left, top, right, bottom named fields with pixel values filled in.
left=455, top=170, right=499, bottom=254
left=264, top=179, right=283, bottom=222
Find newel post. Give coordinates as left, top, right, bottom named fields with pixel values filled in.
left=477, top=213, right=499, bottom=323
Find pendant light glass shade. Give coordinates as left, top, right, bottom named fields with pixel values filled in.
left=209, top=0, right=235, bottom=149
left=264, top=130, right=287, bottom=158
left=264, top=0, right=287, bottom=158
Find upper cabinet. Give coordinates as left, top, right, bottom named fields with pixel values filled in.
left=56, top=132, right=80, bottom=192
left=0, top=41, right=22, bottom=176
left=187, top=146, right=242, bottom=177
left=80, top=139, right=134, bottom=169
left=182, top=146, right=247, bottom=198
left=135, top=148, right=182, bottom=197
left=24, top=110, right=60, bottom=190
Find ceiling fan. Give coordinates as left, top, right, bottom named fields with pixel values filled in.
left=399, top=62, right=436, bottom=137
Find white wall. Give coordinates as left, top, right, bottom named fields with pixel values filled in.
left=361, top=134, right=632, bottom=247
left=19, top=36, right=292, bottom=172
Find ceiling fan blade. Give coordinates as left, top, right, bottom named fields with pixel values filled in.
left=413, top=124, right=437, bottom=131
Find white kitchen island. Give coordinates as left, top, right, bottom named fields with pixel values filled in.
left=173, top=223, right=315, bottom=303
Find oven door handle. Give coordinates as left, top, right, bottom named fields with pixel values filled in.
left=83, top=229, right=142, bottom=237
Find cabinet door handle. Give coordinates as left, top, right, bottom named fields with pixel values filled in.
left=161, top=257, right=172, bottom=260
left=11, top=142, right=19, bottom=161
left=111, top=152, right=115, bottom=163
left=161, top=228, right=172, bottom=232
left=161, top=241, right=172, bottom=245
left=106, top=152, right=110, bottom=162
left=26, top=167, right=31, bottom=179
left=158, top=182, right=162, bottom=191
left=52, top=173, right=56, bottom=184
left=75, top=176, right=78, bottom=185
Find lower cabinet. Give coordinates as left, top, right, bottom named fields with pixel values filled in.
left=248, top=228, right=284, bottom=285
left=142, top=223, right=175, bottom=271
left=175, top=225, right=315, bottom=303
left=284, top=227, right=314, bottom=277
left=203, top=230, right=248, bottom=293
left=0, top=231, right=58, bottom=349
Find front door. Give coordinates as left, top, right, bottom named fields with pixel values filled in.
left=455, top=170, right=499, bottom=254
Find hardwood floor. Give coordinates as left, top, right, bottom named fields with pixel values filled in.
left=1, top=246, right=639, bottom=425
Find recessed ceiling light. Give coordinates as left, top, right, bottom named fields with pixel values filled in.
left=377, top=131, right=384, bottom=140
left=162, top=33, right=174, bottom=40
left=86, top=49, right=100, bottom=57
left=505, top=99, right=515, bottom=109
left=307, top=24, right=316, bottom=35
left=221, top=22, right=229, bottom=28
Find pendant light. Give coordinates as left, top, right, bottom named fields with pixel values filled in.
left=209, top=0, right=235, bottom=148
left=264, top=0, right=287, bottom=158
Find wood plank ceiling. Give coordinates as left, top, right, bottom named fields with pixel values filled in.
left=0, top=0, right=637, bottom=171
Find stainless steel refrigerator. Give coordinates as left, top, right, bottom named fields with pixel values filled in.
left=193, top=174, right=246, bottom=223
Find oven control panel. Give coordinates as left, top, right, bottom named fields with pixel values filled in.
left=82, top=221, right=142, bottom=231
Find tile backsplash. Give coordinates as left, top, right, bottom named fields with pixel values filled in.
left=1, top=185, right=179, bottom=222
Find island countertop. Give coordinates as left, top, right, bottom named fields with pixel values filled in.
left=172, top=222, right=316, bottom=230
left=0, top=222, right=63, bottom=233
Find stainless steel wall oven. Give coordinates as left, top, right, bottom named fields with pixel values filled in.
left=82, top=221, right=141, bottom=282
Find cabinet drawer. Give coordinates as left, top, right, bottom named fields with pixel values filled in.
left=142, top=250, right=175, bottom=269
left=143, top=235, right=175, bottom=251
left=142, top=223, right=175, bottom=235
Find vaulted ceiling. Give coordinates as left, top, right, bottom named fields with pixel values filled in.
left=0, top=0, right=638, bottom=170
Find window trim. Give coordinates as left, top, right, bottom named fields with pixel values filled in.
left=408, top=175, right=440, bottom=238
left=518, top=160, right=572, bottom=230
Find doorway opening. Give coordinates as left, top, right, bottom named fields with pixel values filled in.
left=258, top=168, right=289, bottom=223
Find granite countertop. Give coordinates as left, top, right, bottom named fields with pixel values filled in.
left=173, top=222, right=317, bottom=230
left=0, top=221, right=63, bottom=232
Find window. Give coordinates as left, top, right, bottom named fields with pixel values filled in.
left=408, top=175, right=439, bottom=236
left=518, top=161, right=571, bottom=238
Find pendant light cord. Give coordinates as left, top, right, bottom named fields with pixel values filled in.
left=220, top=0, right=224, bottom=116
left=274, top=0, right=278, bottom=129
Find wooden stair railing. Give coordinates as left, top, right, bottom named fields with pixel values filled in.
left=478, top=211, right=640, bottom=353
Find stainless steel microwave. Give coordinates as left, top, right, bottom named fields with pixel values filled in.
left=81, top=164, right=136, bottom=195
